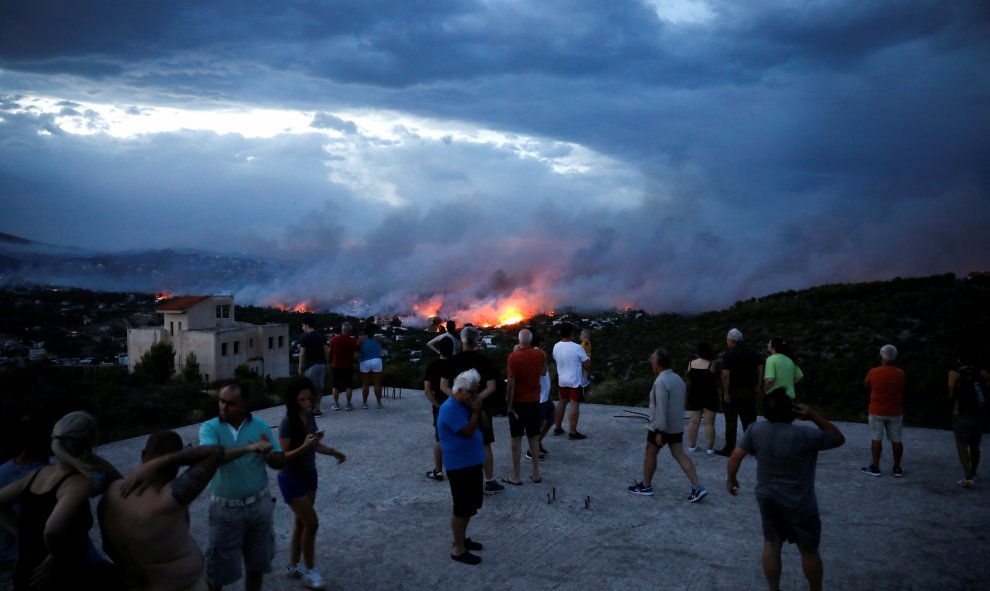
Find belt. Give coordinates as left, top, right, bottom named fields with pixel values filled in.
left=210, top=487, right=268, bottom=508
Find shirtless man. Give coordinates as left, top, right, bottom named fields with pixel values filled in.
left=98, top=431, right=266, bottom=590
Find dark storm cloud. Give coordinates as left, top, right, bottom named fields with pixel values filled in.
left=1, top=0, right=988, bottom=316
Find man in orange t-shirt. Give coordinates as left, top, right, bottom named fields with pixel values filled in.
left=860, top=344, right=906, bottom=477
left=503, top=329, right=547, bottom=485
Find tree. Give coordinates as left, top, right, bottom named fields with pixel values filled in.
left=182, top=351, right=201, bottom=384
left=134, top=342, right=175, bottom=384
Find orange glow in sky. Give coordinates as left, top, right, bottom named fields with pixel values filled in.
left=414, top=289, right=550, bottom=327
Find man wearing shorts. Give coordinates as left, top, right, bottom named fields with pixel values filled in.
left=503, top=329, right=546, bottom=485
left=860, top=344, right=906, bottom=477
left=329, top=322, right=358, bottom=411
left=199, top=382, right=285, bottom=591
left=552, top=323, right=591, bottom=440
left=628, top=348, right=706, bottom=501
left=298, top=315, right=328, bottom=416
left=441, top=327, right=502, bottom=494
left=438, top=369, right=486, bottom=565
left=727, top=389, right=845, bottom=591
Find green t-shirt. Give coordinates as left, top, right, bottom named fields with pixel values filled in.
left=764, top=354, right=803, bottom=398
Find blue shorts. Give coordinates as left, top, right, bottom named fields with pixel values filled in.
left=277, top=470, right=317, bottom=503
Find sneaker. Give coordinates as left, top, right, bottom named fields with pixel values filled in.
left=958, top=478, right=975, bottom=489
left=331, top=404, right=340, bottom=411
left=627, top=481, right=654, bottom=496
left=525, top=450, right=547, bottom=460
left=426, top=470, right=444, bottom=481
left=687, top=446, right=698, bottom=453
left=362, top=403, right=369, bottom=410
left=345, top=403, right=354, bottom=411
left=553, top=427, right=564, bottom=436
left=312, top=409, right=322, bottom=417
left=568, top=431, right=587, bottom=440
left=484, top=480, right=505, bottom=495
left=377, top=402, right=384, bottom=409
left=285, top=564, right=304, bottom=579
left=860, top=465, right=882, bottom=477
left=706, top=448, right=715, bottom=456
left=892, top=466, right=903, bottom=478
left=303, top=569, right=327, bottom=589
left=688, top=484, right=708, bottom=502
left=540, top=445, right=549, bottom=454
left=451, top=550, right=481, bottom=565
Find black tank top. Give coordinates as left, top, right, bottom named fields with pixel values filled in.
left=688, top=361, right=717, bottom=396
left=14, top=468, right=93, bottom=590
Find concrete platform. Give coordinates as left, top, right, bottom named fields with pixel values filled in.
left=85, top=391, right=989, bottom=590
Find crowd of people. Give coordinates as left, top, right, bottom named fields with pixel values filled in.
left=0, top=321, right=985, bottom=591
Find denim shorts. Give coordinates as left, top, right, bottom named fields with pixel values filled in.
left=868, top=415, right=903, bottom=443
left=205, top=490, right=276, bottom=587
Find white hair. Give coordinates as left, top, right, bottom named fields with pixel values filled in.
left=460, top=326, right=480, bottom=346
left=880, top=344, right=897, bottom=363
left=452, top=369, right=481, bottom=394
left=518, top=329, right=533, bottom=345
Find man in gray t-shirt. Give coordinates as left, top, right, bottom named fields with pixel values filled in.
left=726, top=389, right=845, bottom=591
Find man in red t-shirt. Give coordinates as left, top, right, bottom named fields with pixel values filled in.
left=330, top=322, right=359, bottom=411
left=860, top=344, right=906, bottom=477
left=503, top=329, right=547, bottom=485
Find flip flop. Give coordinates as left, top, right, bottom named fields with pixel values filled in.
left=501, top=477, right=523, bottom=486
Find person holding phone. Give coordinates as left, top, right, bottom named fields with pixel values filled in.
left=278, top=378, right=346, bottom=589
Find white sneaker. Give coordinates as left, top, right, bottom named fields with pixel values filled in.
left=706, top=448, right=715, bottom=456
left=303, top=569, right=327, bottom=589
left=285, top=564, right=304, bottom=579
left=687, top=446, right=698, bottom=453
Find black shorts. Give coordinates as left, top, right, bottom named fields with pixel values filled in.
left=509, top=402, right=542, bottom=438
left=757, top=495, right=822, bottom=552
left=687, top=388, right=719, bottom=412
left=447, top=464, right=484, bottom=518
left=539, top=400, right=555, bottom=425
left=479, top=410, right=495, bottom=445
left=332, top=367, right=353, bottom=390
left=647, top=430, right=683, bottom=447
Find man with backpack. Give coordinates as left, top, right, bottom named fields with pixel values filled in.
left=948, top=350, right=989, bottom=488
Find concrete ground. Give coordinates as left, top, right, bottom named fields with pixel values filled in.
left=61, top=391, right=990, bottom=589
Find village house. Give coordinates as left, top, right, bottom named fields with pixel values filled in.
left=127, top=295, right=289, bottom=382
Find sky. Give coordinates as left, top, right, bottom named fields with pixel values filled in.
left=1, top=0, right=988, bottom=323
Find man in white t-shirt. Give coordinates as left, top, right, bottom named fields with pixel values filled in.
left=552, top=323, right=591, bottom=440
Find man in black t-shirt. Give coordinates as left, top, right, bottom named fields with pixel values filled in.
left=424, top=338, right=454, bottom=481
left=717, top=328, right=764, bottom=456
left=440, top=326, right=503, bottom=494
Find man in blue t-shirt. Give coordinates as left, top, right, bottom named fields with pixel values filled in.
left=726, top=389, right=845, bottom=591
left=437, top=368, right=485, bottom=565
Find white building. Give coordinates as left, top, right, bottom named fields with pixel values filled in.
left=127, top=295, right=289, bottom=382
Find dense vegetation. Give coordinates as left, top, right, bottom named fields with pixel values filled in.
left=1, top=273, right=987, bottom=458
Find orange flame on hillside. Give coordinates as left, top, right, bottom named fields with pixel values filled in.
left=271, top=301, right=313, bottom=313
left=413, top=289, right=551, bottom=328
left=155, top=292, right=173, bottom=302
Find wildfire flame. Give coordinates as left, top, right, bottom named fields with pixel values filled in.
left=271, top=301, right=312, bottom=313
left=155, top=292, right=173, bottom=302
left=413, top=289, right=550, bottom=328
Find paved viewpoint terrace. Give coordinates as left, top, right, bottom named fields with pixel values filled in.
left=87, top=390, right=987, bottom=591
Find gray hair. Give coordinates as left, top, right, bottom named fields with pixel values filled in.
left=452, top=368, right=481, bottom=394
left=880, top=344, right=897, bottom=363
left=518, top=329, right=533, bottom=345
left=727, top=328, right=744, bottom=342
left=341, top=321, right=352, bottom=333
left=652, top=347, right=672, bottom=369
left=461, top=326, right=480, bottom=347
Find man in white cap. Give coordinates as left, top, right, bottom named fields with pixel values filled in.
left=717, top=328, right=764, bottom=457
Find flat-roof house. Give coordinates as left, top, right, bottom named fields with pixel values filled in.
left=127, top=295, right=289, bottom=382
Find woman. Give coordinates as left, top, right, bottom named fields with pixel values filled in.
left=279, top=377, right=346, bottom=590
left=0, top=411, right=121, bottom=590
left=763, top=337, right=804, bottom=399
left=356, top=322, right=384, bottom=409
left=686, top=342, right=719, bottom=455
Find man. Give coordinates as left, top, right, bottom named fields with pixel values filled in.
left=440, top=326, right=503, bottom=494
left=503, top=329, right=546, bottom=485
left=948, top=349, right=989, bottom=488
left=199, top=382, right=285, bottom=591
left=726, top=389, right=845, bottom=591
left=628, top=348, right=707, bottom=502
left=717, top=328, right=764, bottom=457
left=329, top=321, right=359, bottom=411
left=437, top=369, right=486, bottom=565
left=99, top=432, right=235, bottom=590
left=424, top=337, right=454, bottom=481
left=427, top=320, right=459, bottom=356
left=298, top=315, right=328, bottom=416
left=860, top=344, right=906, bottom=477
left=553, top=323, right=591, bottom=440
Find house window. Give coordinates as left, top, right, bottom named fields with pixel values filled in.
left=178, top=321, right=182, bottom=331
left=278, top=336, right=284, bottom=348
left=249, top=338, right=254, bottom=347
left=221, top=342, right=228, bottom=356
left=169, top=321, right=174, bottom=336
left=233, top=341, right=240, bottom=354
left=216, top=305, right=230, bottom=319
left=268, top=337, right=274, bottom=349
